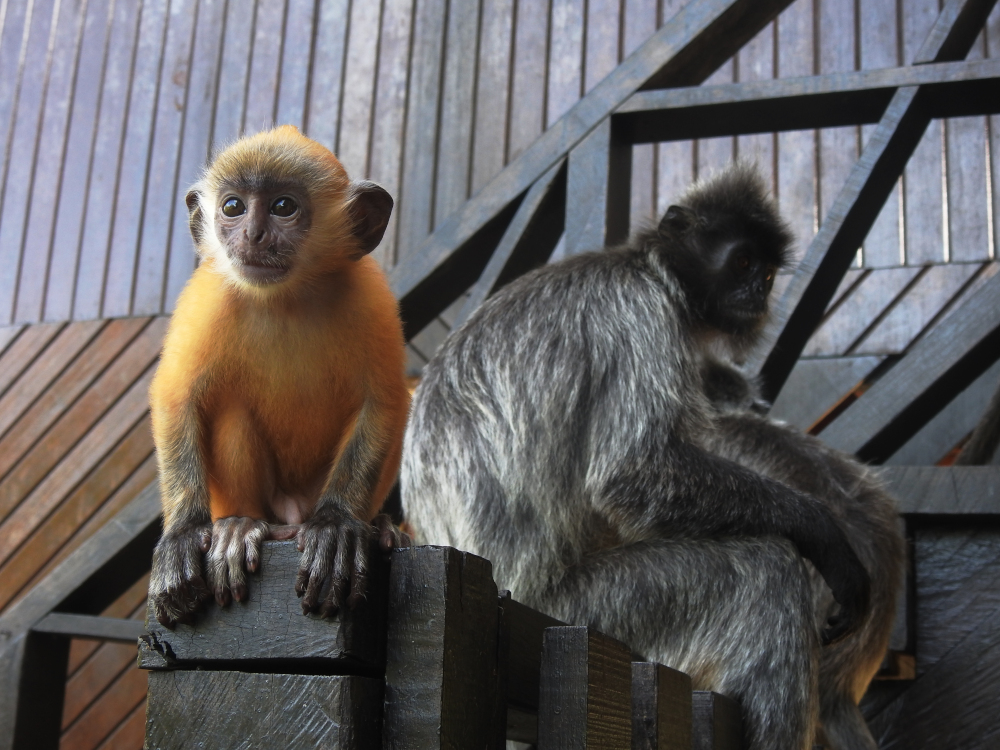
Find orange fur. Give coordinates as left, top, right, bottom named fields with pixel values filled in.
left=150, top=126, right=409, bottom=531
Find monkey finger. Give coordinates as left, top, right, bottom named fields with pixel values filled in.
left=347, top=541, right=368, bottom=610
left=299, top=529, right=334, bottom=612
left=321, top=531, right=353, bottom=617
left=242, top=521, right=267, bottom=576
left=295, top=530, right=319, bottom=595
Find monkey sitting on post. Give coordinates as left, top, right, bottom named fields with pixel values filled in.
left=402, top=163, right=872, bottom=750
left=148, top=125, right=411, bottom=628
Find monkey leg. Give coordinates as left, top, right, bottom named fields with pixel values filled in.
left=537, top=537, right=819, bottom=750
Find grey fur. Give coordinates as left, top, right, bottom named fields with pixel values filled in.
left=402, top=165, right=870, bottom=750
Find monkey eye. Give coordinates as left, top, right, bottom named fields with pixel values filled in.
left=735, top=255, right=751, bottom=271
left=221, top=197, right=246, bottom=217
left=270, top=197, right=298, bottom=217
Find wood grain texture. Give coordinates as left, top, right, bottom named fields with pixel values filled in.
left=565, top=117, right=631, bottom=255
left=537, top=626, right=633, bottom=750
left=631, top=662, right=693, bottom=750
left=145, top=671, right=382, bottom=749
left=769, top=355, right=883, bottom=431
left=382, top=545, right=500, bottom=749
left=140, top=540, right=387, bottom=670
left=502, top=597, right=565, bottom=711
left=691, top=692, right=742, bottom=750
left=878, top=466, right=1000, bottom=515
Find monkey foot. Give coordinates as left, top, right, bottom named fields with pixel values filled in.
left=149, top=523, right=212, bottom=629
left=372, top=513, right=411, bottom=552
left=207, top=517, right=269, bottom=607
left=295, top=508, right=376, bottom=617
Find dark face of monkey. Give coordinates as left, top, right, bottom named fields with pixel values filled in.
left=655, top=165, right=792, bottom=336
left=199, top=180, right=312, bottom=285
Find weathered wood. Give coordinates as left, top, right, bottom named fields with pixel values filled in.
left=32, top=613, right=144, bottom=643
left=565, top=117, right=632, bottom=256
left=691, top=692, right=742, bottom=750
left=456, top=159, right=567, bottom=326
left=769, top=356, right=884, bottom=432
left=754, top=0, right=998, bottom=402
left=0, top=631, right=71, bottom=750
left=537, top=625, right=633, bottom=749
left=382, top=546, right=500, bottom=749
left=145, top=671, right=382, bottom=750
left=242, top=0, right=286, bottom=132
left=631, top=662, right=693, bottom=750
left=821, top=270, right=1000, bottom=461
left=616, top=57, right=1000, bottom=142
left=955, top=368, right=1000, bottom=465
left=878, top=466, right=1000, bottom=515
left=390, top=0, right=795, bottom=335
left=503, top=597, right=566, bottom=711
left=139, top=540, right=387, bottom=671
left=0, top=322, right=64, bottom=398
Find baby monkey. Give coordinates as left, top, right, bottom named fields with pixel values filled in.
left=149, top=125, right=410, bottom=628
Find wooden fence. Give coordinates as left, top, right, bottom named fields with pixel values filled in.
left=139, top=541, right=738, bottom=750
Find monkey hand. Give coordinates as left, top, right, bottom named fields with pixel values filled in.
left=372, top=513, right=412, bottom=553
left=796, top=510, right=871, bottom=645
left=295, top=505, right=374, bottom=617
left=149, top=523, right=212, bottom=629
left=206, top=517, right=270, bottom=607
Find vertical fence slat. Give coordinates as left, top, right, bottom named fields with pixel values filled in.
left=735, top=22, right=775, bottom=192
left=692, top=692, right=742, bottom=750
left=211, top=0, right=255, bottom=145
left=565, top=117, right=630, bottom=255
left=242, top=0, right=287, bottom=134
left=631, top=662, right=693, bottom=750
left=336, top=0, right=380, bottom=181
left=471, top=0, right=515, bottom=195
left=626, top=0, right=658, bottom=226
left=274, top=0, right=316, bottom=130
left=305, top=0, right=349, bottom=152
left=507, top=0, right=549, bottom=163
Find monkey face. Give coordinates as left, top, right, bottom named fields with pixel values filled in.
left=697, top=235, right=780, bottom=335
left=212, top=182, right=312, bottom=286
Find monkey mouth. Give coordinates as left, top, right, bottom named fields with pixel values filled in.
left=232, top=260, right=291, bottom=284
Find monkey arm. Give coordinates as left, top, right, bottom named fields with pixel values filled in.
left=148, top=396, right=213, bottom=628
left=601, top=436, right=870, bottom=644
left=295, top=393, right=403, bottom=616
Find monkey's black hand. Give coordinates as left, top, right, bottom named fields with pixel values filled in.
left=206, top=517, right=269, bottom=607
left=372, top=513, right=412, bottom=553
left=295, top=506, right=374, bottom=617
left=794, top=508, right=871, bottom=645
left=149, top=523, right=212, bottom=629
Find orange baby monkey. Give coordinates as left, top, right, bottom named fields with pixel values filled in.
left=148, top=125, right=410, bottom=628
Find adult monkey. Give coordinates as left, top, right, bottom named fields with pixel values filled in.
left=402, top=164, right=870, bottom=750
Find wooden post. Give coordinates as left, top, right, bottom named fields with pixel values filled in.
left=382, top=545, right=500, bottom=749
left=692, top=692, right=742, bottom=750
left=537, top=625, right=633, bottom=749
left=631, top=662, right=692, bottom=750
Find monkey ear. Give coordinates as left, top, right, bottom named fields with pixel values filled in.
left=347, top=181, right=394, bottom=258
left=658, top=204, right=696, bottom=236
left=185, top=187, right=205, bottom=245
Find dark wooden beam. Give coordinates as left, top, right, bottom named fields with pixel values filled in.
left=632, top=662, right=693, bottom=750
left=615, top=58, right=1000, bottom=142
left=32, top=613, right=144, bottom=644
left=455, top=159, right=566, bottom=327
left=753, top=0, right=998, bottom=402
left=692, top=692, right=742, bottom=750
left=879, top=467, right=1000, bottom=516
left=820, top=273, right=1000, bottom=462
left=390, top=0, right=795, bottom=335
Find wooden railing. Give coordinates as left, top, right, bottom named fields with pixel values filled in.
left=139, top=542, right=741, bottom=749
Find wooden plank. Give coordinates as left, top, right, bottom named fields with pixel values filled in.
left=471, top=0, right=515, bottom=195
left=382, top=546, right=500, bottom=749
left=368, top=0, right=415, bottom=268
left=507, top=0, right=551, bottom=163
left=304, top=0, right=349, bottom=152
left=626, top=0, right=659, bottom=227
left=242, top=0, right=287, bottom=133
left=0, top=363, right=156, bottom=567
left=0, top=320, right=104, bottom=443
left=60, top=660, right=146, bottom=750
left=145, top=672, right=382, bottom=749
left=93, top=700, right=146, bottom=750
left=614, top=57, right=1000, bottom=142
left=394, top=0, right=448, bottom=262
left=631, top=662, right=693, bottom=750
left=210, top=0, right=254, bottom=144
left=691, top=692, right=742, bottom=750
left=14, top=0, right=87, bottom=324
left=434, top=0, right=482, bottom=231
left=537, top=626, right=632, bottom=749
left=0, top=0, right=58, bottom=324
left=274, top=0, right=316, bottom=129
left=878, top=466, right=1000, bottom=515
left=768, top=355, right=884, bottom=431
left=0, top=0, right=31, bottom=169
left=947, top=118, right=992, bottom=262
left=0, top=326, right=25, bottom=358
left=821, top=270, right=1000, bottom=461
left=885, top=358, right=1000, bottom=465
left=43, top=0, right=116, bottom=323
left=335, top=0, right=380, bottom=181
left=755, top=0, right=999, bottom=401
left=801, top=266, right=921, bottom=357
left=854, top=262, right=981, bottom=355
left=65, top=641, right=143, bottom=731
left=0, top=317, right=165, bottom=525
left=163, top=0, right=228, bottom=314
left=735, top=21, right=776, bottom=190
left=0, top=316, right=150, bottom=483
left=66, top=574, right=148, bottom=675
left=0, top=321, right=63, bottom=398
left=132, top=0, right=199, bottom=317
left=456, top=159, right=566, bottom=326
left=0, top=419, right=154, bottom=613
left=0, top=631, right=71, bottom=750
left=34, top=614, right=144, bottom=643
left=71, top=0, right=144, bottom=320
left=391, top=0, right=796, bottom=335
left=584, top=0, right=620, bottom=94
left=565, top=117, right=631, bottom=255
left=548, top=0, right=585, bottom=128
left=502, top=597, right=565, bottom=711
left=101, top=0, right=170, bottom=319
left=138, top=540, right=387, bottom=670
